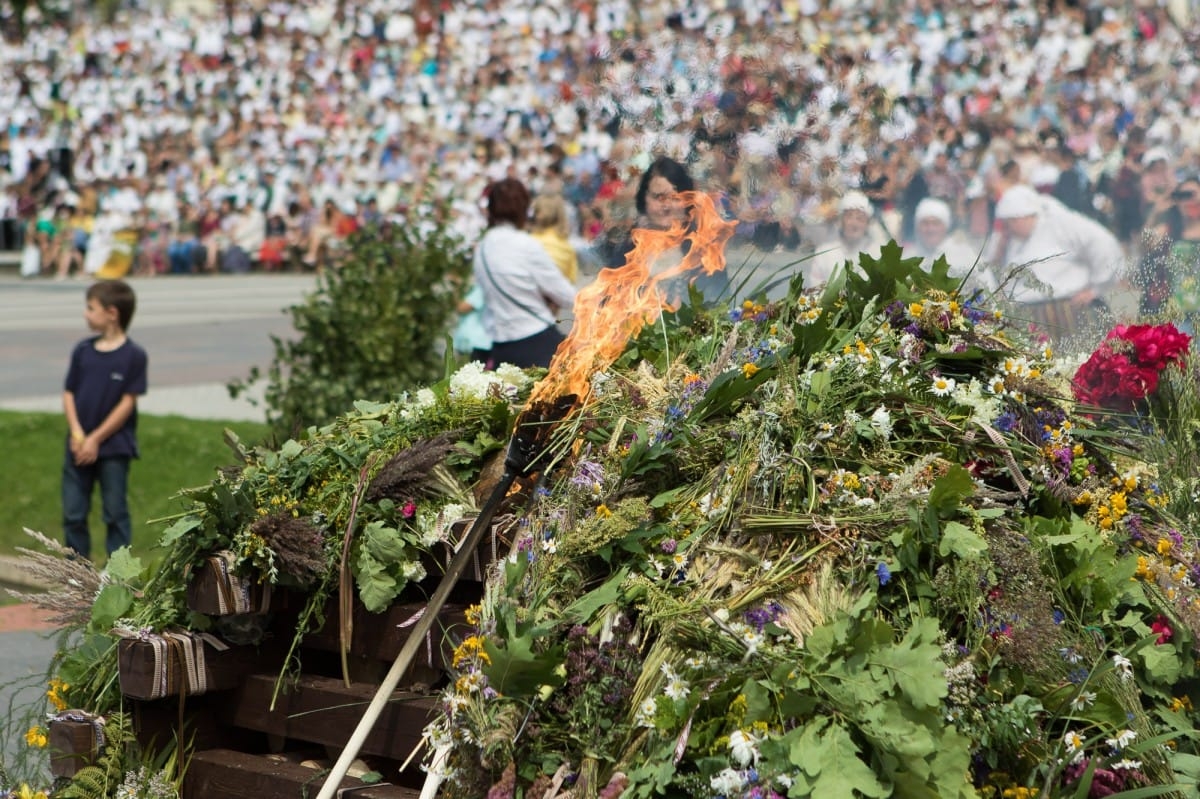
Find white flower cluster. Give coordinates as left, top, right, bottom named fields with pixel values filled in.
left=728, top=729, right=762, bottom=767
left=870, top=406, right=893, bottom=441
left=950, top=377, right=1004, bottom=426
left=448, top=361, right=531, bottom=400
left=710, top=768, right=748, bottom=796
left=416, top=502, right=468, bottom=547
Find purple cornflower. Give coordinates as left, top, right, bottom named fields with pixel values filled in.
left=570, top=460, right=605, bottom=489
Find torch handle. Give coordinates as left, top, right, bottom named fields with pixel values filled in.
left=314, top=469, right=518, bottom=799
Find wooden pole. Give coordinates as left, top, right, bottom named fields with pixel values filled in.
left=313, top=469, right=517, bottom=799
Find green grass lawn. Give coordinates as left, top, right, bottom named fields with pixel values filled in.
left=0, top=410, right=271, bottom=561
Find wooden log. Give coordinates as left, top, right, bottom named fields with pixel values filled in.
left=301, top=598, right=470, bottom=678
left=225, top=674, right=437, bottom=766
left=183, top=749, right=421, bottom=799
left=117, top=634, right=262, bottom=701
left=130, top=692, right=261, bottom=755
left=48, top=719, right=98, bottom=778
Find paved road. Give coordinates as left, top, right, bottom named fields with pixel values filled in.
left=0, top=274, right=318, bottom=419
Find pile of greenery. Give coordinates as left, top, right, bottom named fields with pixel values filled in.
left=12, top=242, right=1200, bottom=799
left=230, top=192, right=472, bottom=437
left=427, top=247, right=1200, bottom=799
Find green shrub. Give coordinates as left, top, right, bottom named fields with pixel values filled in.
left=232, top=202, right=472, bottom=436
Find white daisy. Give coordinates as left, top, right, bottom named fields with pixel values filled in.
left=931, top=375, right=956, bottom=397
left=664, top=676, right=690, bottom=701
left=1107, top=729, right=1136, bottom=749
left=1068, top=691, right=1096, bottom=711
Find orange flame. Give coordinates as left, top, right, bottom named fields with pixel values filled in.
left=529, top=191, right=736, bottom=409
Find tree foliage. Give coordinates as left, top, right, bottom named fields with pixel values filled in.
left=232, top=204, right=472, bottom=437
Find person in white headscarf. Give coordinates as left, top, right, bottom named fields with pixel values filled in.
left=908, top=197, right=983, bottom=281
left=988, top=184, right=1125, bottom=339
left=807, top=190, right=888, bottom=286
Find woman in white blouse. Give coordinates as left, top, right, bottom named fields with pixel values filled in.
left=474, top=178, right=578, bottom=368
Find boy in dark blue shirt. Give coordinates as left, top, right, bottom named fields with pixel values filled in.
left=62, top=279, right=148, bottom=559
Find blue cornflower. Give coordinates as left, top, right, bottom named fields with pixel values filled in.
left=994, top=410, right=1018, bottom=433
left=876, top=562, right=892, bottom=586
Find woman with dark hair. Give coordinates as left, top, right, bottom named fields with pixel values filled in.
left=634, top=156, right=694, bottom=230
left=1140, top=175, right=1200, bottom=326
left=604, top=156, right=729, bottom=304
left=474, top=178, right=577, bottom=369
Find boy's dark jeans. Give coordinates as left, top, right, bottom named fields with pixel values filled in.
left=62, top=455, right=132, bottom=559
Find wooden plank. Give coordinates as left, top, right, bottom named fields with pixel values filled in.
left=225, top=674, right=436, bottom=764
left=301, top=598, right=471, bottom=672
left=130, top=692, right=261, bottom=755
left=183, top=749, right=422, bottom=799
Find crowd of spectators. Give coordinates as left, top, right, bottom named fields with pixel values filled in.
left=1, top=0, right=1199, bottom=290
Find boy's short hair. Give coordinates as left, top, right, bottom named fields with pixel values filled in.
left=87, top=280, right=137, bottom=331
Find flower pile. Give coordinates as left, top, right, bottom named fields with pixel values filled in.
left=23, top=243, right=1200, bottom=799
left=419, top=245, right=1200, bottom=799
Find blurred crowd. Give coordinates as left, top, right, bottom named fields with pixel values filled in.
left=1, top=0, right=1199, bottom=291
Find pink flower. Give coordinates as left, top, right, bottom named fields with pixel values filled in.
left=1151, top=614, right=1174, bottom=645
left=402, top=500, right=417, bottom=519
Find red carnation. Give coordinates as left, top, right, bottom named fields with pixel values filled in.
left=1073, top=324, right=1191, bottom=412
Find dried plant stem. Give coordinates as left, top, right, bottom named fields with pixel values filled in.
left=6, top=528, right=102, bottom=629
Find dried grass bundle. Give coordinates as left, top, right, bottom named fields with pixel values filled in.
left=249, top=512, right=327, bottom=588
left=776, top=559, right=856, bottom=645
left=6, top=528, right=103, bottom=628
left=366, top=431, right=462, bottom=503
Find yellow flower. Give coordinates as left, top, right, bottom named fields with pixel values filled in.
left=46, top=678, right=70, bottom=711
left=464, top=604, right=482, bottom=626
left=596, top=504, right=613, bottom=518
left=25, top=727, right=47, bottom=748
left=1134, top=556, right=1153, bottom=581
left=909, top=302, right=924, bottom=317
left=1157, top=538, right=1174, bottom=557
left=742, top=362, right=760, bottom=379
left=1002, top=788, right=1035, bottom=799
left=452, top=635, right=492, bottom=668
